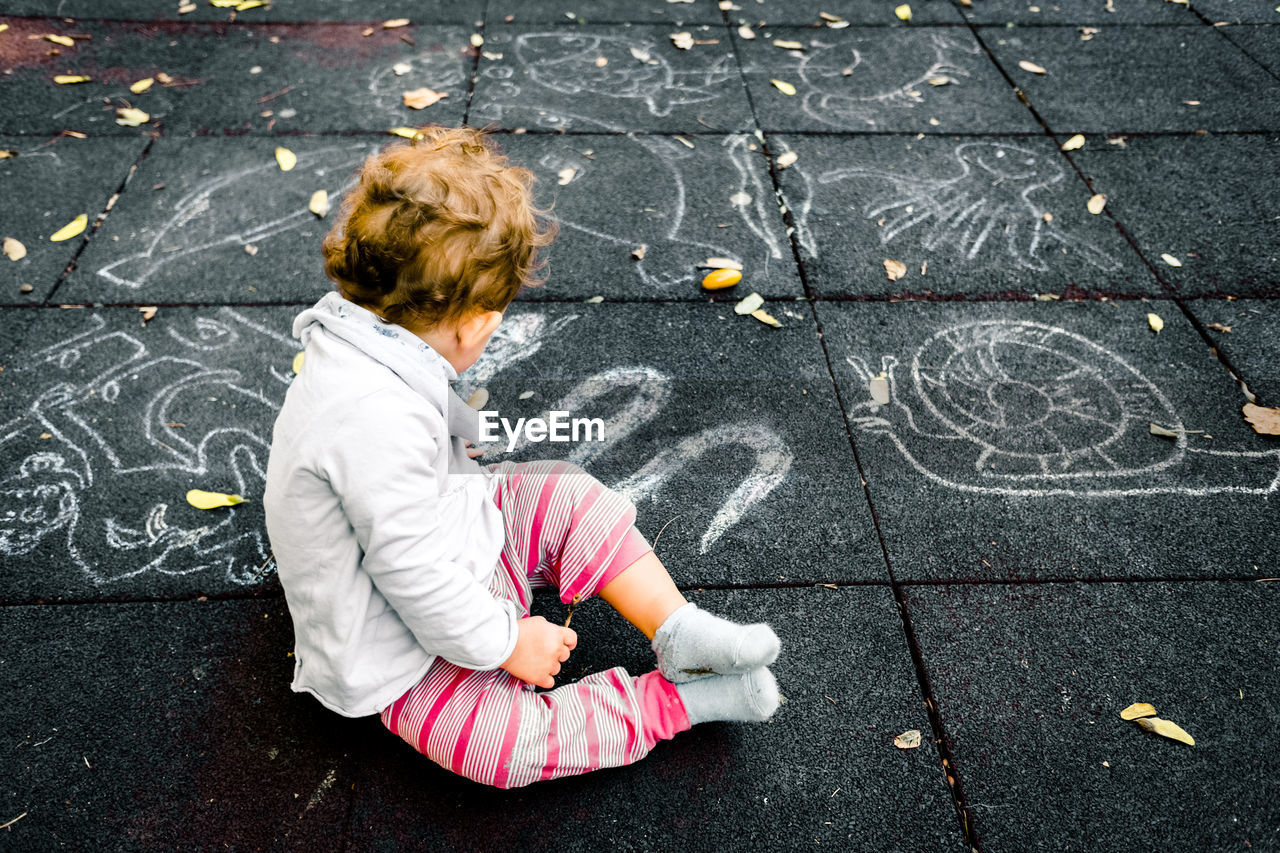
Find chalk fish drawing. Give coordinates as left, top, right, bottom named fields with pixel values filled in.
left=844, top=320, right=1280, bottom=497
left=0, top=310, right=295, bottom=585
left=96, top=142, right=378, bottom=290
left=811, top=142, right=1119, bottom=272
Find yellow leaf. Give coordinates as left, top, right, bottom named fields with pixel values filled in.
left=893, top=729, right=921, bottom=749
left=138, top=306, right=157, bottom=324
left=236, top=0, right=267, bottom=9
left=292, top=351, right=305, bottom=375
left=115, top=107, right=150, bottom=126
left=1087, top=193, right=1107, bottom=214
left=734, top=292, right=764, bottom=315
left=702, top=268, right=742, bottom=290
left=701, top=257, right=742, bottom=270
left=1061, top=133, right=1085, bottom=151
left=1135, top=717, right=1195, bottom=746
left=275, top=146, right=296, bottom=171
left=44, top=34, right=76, bottom=47
left=895, top=4, right=912, bottom=20
left=390, top=126, right=423, bottom=139
left=382, top=18, right=410, bottom=28
left=130, top=77, right=155, bottom=94
left=1120, top=702, right=1158, bottom=720
left=178, top=3, right=196, bottom=13
left=53, top=75, right=91, bottom=84
left=883, top=259, right=907, bottom=281
left=403, top=87, right=448, bottom=109
left=1019, top=60, right=1048, bottom=74
left=186, top=489, right=247, bottom=510
left=1149, top=423, right=1179, bottom=438
left=1147, top=312, right=1164, bottom=333
left=751, top=308, right=781, bottom=328
left=631, top=244, right=646, bottom=260
left=771, top=79, right=796, bottom=96
left=3, top=237, right=27, bottom=261
left=773, top=39, right=805, bottom=50
left=738, top=25, right=756, bottom=39
left=0, top=24, right=9, bottom=33
left=776, top=151, right=798, bottom=169
left=1161, top=253, right=1182, bottom=267
left=309, top=189, right=329, bottom=218
left=557, top=167, right=576, bottom=185
left=49, top=214, right=87, bottom=242
left=870, top=372, right=890, bottom=405
left=210, top=0, right=240, bottom=7
left=470, top=32, right=484, bottom=47
left=1242, top=403, right=1280, bottom=436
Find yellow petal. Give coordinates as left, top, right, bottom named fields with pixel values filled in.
left=291, top=352, right=305, bottom=374
left=702, top=268, right=742, bottom=290
left=0, top=24, right=9, bottom=33
left=309, top=189, right=329, bottom=218
left=751, top=308, right=781, bottom=328
left=275, top=146, right=297, bottom=171
left=1060, top=134, right=1085, bottom=151
left=383, top=18, right=411, bottom=28
left=403, top=87, right=448, bottom=109
left=773, top=39, right=805, bottom=50
left=1161, top=253, right=1182, bottom=267
left=734, top=292, right=764, bottom=315
left=1135, top=717, right=1195, bottom=746
left=1120, top=702, right=1158, bottom=720
left=701, top=257, right=742, bottom=270
left=129, top=77, right=155, bottom=94
left=44, top=34, right=76, bottom=47
left=883, top=259, right=907, bottom=281
left=53, top=75, right=91, bottom=84
left=776, top=151, right=798, bottom=169
left=895, top=4, right=912, bottom=20
left=49, top=214, right=87, bottom=242
left=1019, top=60, right=1048, bottom=74
left=185, top=489, right=247, bottom=510
left=236, top=0, right=267, bottom=9
left=138, top=306, right=157, bottom=324
left=1087, top=193, right=1107, bottom=214
left=470, top=32, right=485, bottom=47
left=3, top=237, right=27, bottom=261
left=771, top=79, right=797, bottom=96
left=115, top=107, right=150, bottom=126
left=210, top=0, right=240, bottom=7
left=390, top=126, right=424, bottom=139
left=1147, top=312, right=1164, bottom=333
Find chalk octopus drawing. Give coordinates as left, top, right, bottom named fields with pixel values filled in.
left=96, top=142, right=379, bottom=290
left=0, top=310, right=296, bottom=585
left=844, top=320, right=1280, bottom=498
left=807, top=142, right=1119, bottom=272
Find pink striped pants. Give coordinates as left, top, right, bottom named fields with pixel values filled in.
left=379, top=460, right=692, bottom=789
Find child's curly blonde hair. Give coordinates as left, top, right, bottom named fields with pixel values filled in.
left=322, top=126, right=556, bottom=329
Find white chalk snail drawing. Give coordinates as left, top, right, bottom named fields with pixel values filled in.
left=845, top=320, right=1280, bottom=497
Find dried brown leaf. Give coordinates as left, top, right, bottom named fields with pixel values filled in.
left=893, top=729, right=921, bottom=749
left=1243, top=403, right=1280, bottom=436
left=1087, top=193, right=1107, bottom=214
left=1121, top=702, right=1158, bottom=720
left=1135, top=717, right=1195, bottom=746
left=883, top=259, right=907, bottom=281
left=403, top=87, right=448, bottom=109
left=1018, top=60, right=1048, bottom=75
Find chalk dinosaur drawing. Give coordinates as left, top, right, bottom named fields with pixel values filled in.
left=0, top=310, right=294, bottom=585
left=805, top=141, right=1119, bottom=272
left=95, top=142, right=378, bottom=290
left=844, top=320, right=1280, bottom=497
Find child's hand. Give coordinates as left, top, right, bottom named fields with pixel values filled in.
left=500, top=615, right=577, bottom=689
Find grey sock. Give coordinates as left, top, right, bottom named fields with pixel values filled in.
left=652, top=602, right=781, bottom=683
left=675, top=668, right=780, bottom=726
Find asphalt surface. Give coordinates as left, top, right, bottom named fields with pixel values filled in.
left=2, top=1, right=1277, bottom=850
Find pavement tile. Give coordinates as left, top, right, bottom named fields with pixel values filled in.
left=0, top=18, right=211, bottom=136
left=1189, top=0, right=1280, bottom=23
left=490, top=0, right=727, bottom=25
left=1189, top=300, right=1280, bottom=408
left=496, top=133, right=803, bottom=301
left=168, top=24, right=472, bottom=134
left=772, top=134, right=1159, bottom=299
left=344, top=586, right=964, bottom=852
left=0, top=306, right=298, bottom=603
left=904, top=581, right=1280, bottom=851
left=470, top=24, right=756, bottom=133
left=0, top=1, right=485, bottom=23
left=0, top=135, right=148, bottom=304
left=464, top=301, right=886, bottom=586
left=60, top=135, right=383, bottom=304
left=817, top=300, right=1280, bottom=581
left=1070, top=133, right=1280, bottom=298
left=1217, top=23, right=1280, bottom=76
left=0, top=598, right=354, bottom=849
left=983, top=24, right=1280, bottom=133
left=727, top=0, right=965, bottom=26
left=958, top=0, right=1199, bottom=24
left=735, top=26, right=1040, bottom=133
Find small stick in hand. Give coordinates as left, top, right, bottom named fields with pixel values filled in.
left=564, top=593, right=583, bottom=628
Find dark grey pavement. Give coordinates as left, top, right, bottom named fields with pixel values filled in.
left=2, top=0, right=1277, bottom=851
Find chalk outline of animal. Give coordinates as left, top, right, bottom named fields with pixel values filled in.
left=844, top=319, right=1280, bottom=498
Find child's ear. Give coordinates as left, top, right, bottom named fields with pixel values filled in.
left=458, top=309, right=503, bottom=348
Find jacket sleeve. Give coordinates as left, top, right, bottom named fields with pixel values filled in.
left=323, top=394, right=518, bottom=671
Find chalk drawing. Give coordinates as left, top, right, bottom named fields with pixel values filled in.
left=0, top=310, right=296, bottom=585
left=364, top=45, right=469, bottom=114
left=95, top=142, right=378, bottom=290
left=844, top=320, right=1280, bottom=497
left=803, top=141, right=1119, bottom=272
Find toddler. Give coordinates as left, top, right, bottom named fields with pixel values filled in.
left=263, top=126, right=781, bottom=789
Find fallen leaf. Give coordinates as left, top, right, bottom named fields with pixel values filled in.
left=178, top=3, right=196, bottom=13
left=557, top=167, right=576, bottom=186
left=883, top=259, right=907, bottom=281
left=674, top=136, right=694, bottom=148
left=392, top=62, right=412, bottom=76
left=275, top=146, right=296, bottom=171
left=701, top=257, right=743, bottom=270
left=776, top=151, right=798, bottom=169
left=244, top=243, right=258, bottom=255
left=1135, top=717, right=1194, bottom=746
left=773, top=39, right=805, bottom=50
left=403, top=87, right=448, bottom=109
left=53, top=74, right=91, bottom=84
left=1161, top=253, right=1182, bottom=267
left=383, top=18, right=410, bottom=28
left=1183, top=99, right=1201, bottom=106
left=44, top=34, right=75, bottom=47
left=1243, top=403, right=1280, bottom=436
left=1061, top=133, right=1085, bottom=151
left=927, top=77, right=951, bottom=86
left=1042, top=212, right=1054, bottom=222
left=138, top=305, right=157, bottom=324
left=1121, top=702, right=1159, bottom=720
left=3, top=237, right=26, bottom=261
left=734, top=292, right=764, bottom=315
left=819, top=11, right=845, bottom=22
left=870, top=372, right=890, bottom=405
left=236, top=0, right=266, bottom=9
left=893, top=729, right=921, bottom=749
left=1019, top=59, right=1048, bottom=75
left=0, top=24, right=8, bottom=32
left=595, top=55, right=608, bottom=67
left=1207, top=322, right=1231, bottom=333
left=895, top=4, right=912, bottom=20
left=186, top=489, right=246, bottom=510
left=466, top=387, right=489, bottom=409
left=670, top=32, right=694, bottom=50
left=1087, top=193, right=1107, bottom=214
left=584, top=295, right=604, bottom=303
left=738, top=25, right=756, bottom=39
left=115, top=107, right=150, bottom=126
left=210, top=0, right=239, bottom=6
left=309, top=189, right=329, bottom=218
left=771, top=79, right=797, bottom=96
left=470, top=33, right=484, bottom=47
left=751, top=308, right=781, bottom=327
left=390, top=126, right=424, bottom=139
left=729, top=191, right=752, bottom=207
left=156, top=72, right=174, bottom=84
left=130, top=77, right=155, bottom=94
left=1147, top=312, right=1164, bottom=333
left=1035, top=293, right=1060, bottom=301
left=0, top=150, right=14, bottom=159
left=292, top=352, right=305, bottom=374
left=49, top=214, right=87, bottom=242
left=702, top=268, right=742, bottom=290
left=630, top=46, right=651, bottom=62
left=1108, top=136, right=1127, bottom=147
left=1149, top=423, right=1179, bottom=438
